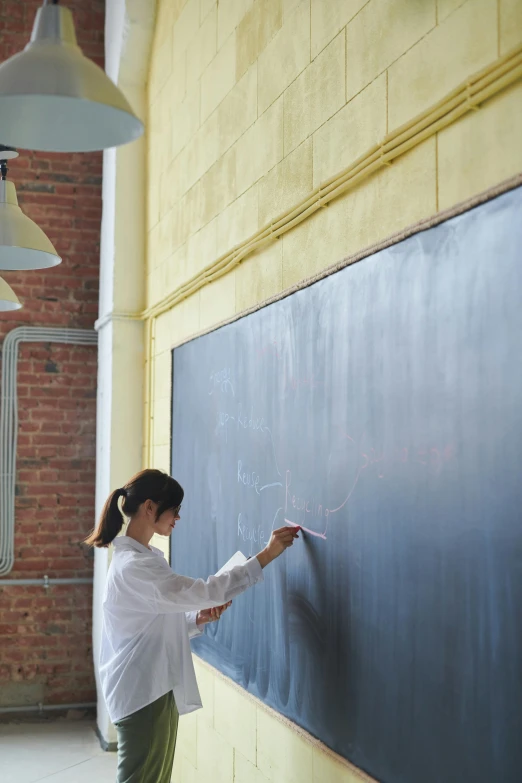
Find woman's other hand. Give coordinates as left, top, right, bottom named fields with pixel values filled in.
left=196, top=601, right=232, bottom=627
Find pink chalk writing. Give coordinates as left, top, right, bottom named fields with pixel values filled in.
left=255, top=341, right=282, bottom=362
left=284, top=519, right=327, bottom=540
left=328, top=434, right=456, bottom=513
left=284, top=469, right=329, bottom=539
left=284, top=370, right=325, bottom=394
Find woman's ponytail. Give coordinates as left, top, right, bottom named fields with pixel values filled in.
left=84, top=488, right=127, bottom=548
left=84, top=470, right=183, bottom=548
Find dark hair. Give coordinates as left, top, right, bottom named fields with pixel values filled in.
left=84, top=469, right=184, bottom=548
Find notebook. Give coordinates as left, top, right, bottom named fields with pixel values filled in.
left=215, top=550, right=247, bottom=576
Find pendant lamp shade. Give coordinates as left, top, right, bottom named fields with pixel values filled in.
left=0, top=2, right=144, bottom=152
left=0, top=178, right=61, bottom=271
left=0, top=276, right=21, bottom=311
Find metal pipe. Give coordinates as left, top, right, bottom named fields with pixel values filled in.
left=0, top=701, right=96, bottom=715
left=0, top=326, right=97, bottom=576
left=0, top=577, right=93, bottom=587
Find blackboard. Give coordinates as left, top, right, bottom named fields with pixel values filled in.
left=170, top=186, right=522, bottom=783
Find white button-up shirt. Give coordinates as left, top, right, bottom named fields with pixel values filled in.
left=99, top=536, right=264, bottom=723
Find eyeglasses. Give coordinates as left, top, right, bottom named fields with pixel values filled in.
left=173, top=505, right=182, bottom=516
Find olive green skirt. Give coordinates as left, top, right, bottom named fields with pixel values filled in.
left=114, top=691, right=179, bottom=783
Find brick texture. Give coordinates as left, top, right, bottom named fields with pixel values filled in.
left=0, top=0, right=103, bottom=708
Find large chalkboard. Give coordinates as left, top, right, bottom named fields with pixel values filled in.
left=171, top=186, right=522, bottom=783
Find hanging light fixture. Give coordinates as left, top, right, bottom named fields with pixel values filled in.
left=0, top=277, right=21, bottom=311
left=0, top=147, right=61, bottom=271
left=0, top=0, right=144, bottom=152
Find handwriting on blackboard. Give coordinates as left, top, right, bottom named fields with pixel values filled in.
left=215, top=411, right=236, bottom=442
left=328, top=436, right=456, bottom=515
left=217, top=411, right=234, bottom=427
left=343, top=434, right=456, bottom=477
left=284, top=470, right=329, bottom=538
left=237, top=460, right=282, bottom=494
left=237, top=405, right=266, bottom=432
left=216, top=405, right=267, bottom=435
left=282, top=439, right=456, bottom=537
left=285, top=469, right=329, bottom=520
left=238, top=460, right=261, bottom=493
left=284, top=370, right=325, bottom=394
left=208, top=368, right=235, bottom=396
left=255, top=340, right=282, bottom=361
left=237, top=512, right=266, bottom=554
left=211, top=374, right=456, bottom=542
left=216, top=402, right=282, bottom=477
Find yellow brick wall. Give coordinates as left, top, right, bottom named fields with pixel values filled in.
left=146, top=0, right=522, bottom=779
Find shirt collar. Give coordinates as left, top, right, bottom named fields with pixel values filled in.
left=113, top=535, right=165, bottom=558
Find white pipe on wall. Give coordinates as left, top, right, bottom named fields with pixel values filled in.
left=0, top=577, right=93, bottom=587
left=0, top=702, right=96, bottom=715
left=0, top=326, right=98, bottom=576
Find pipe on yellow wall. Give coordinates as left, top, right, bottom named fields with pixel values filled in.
left=142, top=43, right=522, bottom=466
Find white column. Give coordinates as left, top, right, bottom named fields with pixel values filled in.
left=93, top=0, right=156, bottom=748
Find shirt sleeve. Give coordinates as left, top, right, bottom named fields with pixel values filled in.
left=127, top=556, right=264, bottom=615
left=185, top=611, right=203, bottom=639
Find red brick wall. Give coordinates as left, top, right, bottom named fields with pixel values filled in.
left=0, top=0, right=104, bottom=708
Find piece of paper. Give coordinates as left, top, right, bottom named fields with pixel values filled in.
left=215, top=550, right=247, bottom=576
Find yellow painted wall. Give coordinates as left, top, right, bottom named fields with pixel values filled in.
left=145, top=0, right=522, bottom=780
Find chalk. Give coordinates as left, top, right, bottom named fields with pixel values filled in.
left=284, top=519, right=327, bottom=540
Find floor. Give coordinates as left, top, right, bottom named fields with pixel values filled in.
left=0, top=717, right=118, bottom=783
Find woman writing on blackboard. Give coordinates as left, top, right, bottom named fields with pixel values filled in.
left=85, top=468, right=300, bottom=783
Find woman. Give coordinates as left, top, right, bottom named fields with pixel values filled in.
left=85, top=468, right=300, bottom=783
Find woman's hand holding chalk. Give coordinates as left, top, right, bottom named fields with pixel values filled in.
left=256, top=525, right=301, bottom=568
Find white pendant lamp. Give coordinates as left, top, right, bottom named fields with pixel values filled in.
left=0, top=148, right=61, bottom=271
left=0, top=0, right=144, bottom=152
left=0, top=276, right=21, bottom=311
